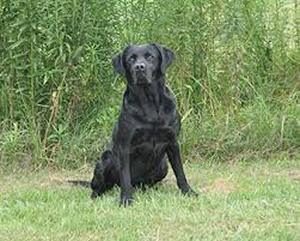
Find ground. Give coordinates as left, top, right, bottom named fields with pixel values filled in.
left=0, top=159, right=299, bottom=241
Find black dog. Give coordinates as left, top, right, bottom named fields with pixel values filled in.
left=91, top=43, right=197, bottom=206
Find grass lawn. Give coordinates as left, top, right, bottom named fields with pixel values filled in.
left=0, top=159, right=299, bottom=241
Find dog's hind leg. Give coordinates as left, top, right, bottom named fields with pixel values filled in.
left=137, top=157, right=168, bottom=190
left=91, top=150, right=118, bottom=199
left=148, top=157, right=168, bottom=186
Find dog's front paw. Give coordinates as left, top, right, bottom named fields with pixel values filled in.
left=119, top=196, right=134, bottom=207
left=182, top=188, right=199, bottom=197
left=91, top=191, right=99, bottom=200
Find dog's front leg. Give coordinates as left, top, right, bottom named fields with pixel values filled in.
left=118, top=147, right=134, bottom=207
left=167, top=142, right=198, bottom=196
left=113, top=118, right=135, bottom=207
left=113, top=139, right=134, bottom=207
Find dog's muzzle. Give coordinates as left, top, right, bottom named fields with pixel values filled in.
left=132, top=62, right=151, bottom=85
left=133, top=70, right=151, bottom=85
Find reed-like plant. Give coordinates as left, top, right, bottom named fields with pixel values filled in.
left=0, top=0, right=299, bottom=169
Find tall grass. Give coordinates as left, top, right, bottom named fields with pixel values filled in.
left=0, top=0, right=299, bottom=169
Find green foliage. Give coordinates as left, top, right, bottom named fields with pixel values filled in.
left=0, top=0, right=299, bottom=168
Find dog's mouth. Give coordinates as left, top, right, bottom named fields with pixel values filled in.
left=134, top=71, right=151, bottom=85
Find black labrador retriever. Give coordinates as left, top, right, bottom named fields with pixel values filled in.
left=91, top=43, right=197, bottom=206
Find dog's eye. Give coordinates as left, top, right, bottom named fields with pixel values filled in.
left=145, top=53, right=154, bottom=61
left=128, top=55, right=136, bottom=63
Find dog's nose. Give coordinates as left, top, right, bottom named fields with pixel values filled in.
left=134, top=63, right=145, bottom=71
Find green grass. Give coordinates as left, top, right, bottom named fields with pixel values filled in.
left=1, top=159, right=299, bottom=241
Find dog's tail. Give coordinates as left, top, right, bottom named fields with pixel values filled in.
left=67, top=180, right=91, bottom=188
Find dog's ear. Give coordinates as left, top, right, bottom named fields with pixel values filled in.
left=152, top=44, right=175, bottom=74
left=112, top=53, right=124, bottom=75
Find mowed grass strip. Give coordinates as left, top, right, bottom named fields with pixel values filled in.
left=0, top=159, right=299, bottom=241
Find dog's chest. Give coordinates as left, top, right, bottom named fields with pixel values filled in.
left=131, top=125, right=173, bottom=147
left=125, top=86, right=177, bottom=154
left=141, top=93, right=175, bottom=124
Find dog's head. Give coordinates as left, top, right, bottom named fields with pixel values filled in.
left=112, top=44, right=174, bottom=85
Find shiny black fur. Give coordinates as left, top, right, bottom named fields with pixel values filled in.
left=91, top=44, right=197, bottom=206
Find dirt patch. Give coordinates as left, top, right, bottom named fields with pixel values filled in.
left=201, top=178, right=236, bottom=194
left=38, top=171, right=91, bottom=188
left=0, top=169, right=92, bottom=193
left=271, top=169, right=300, bottom=181
left=287, top=170, right=300, bottom=181
left=39, top=174, right=67, bottom=188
